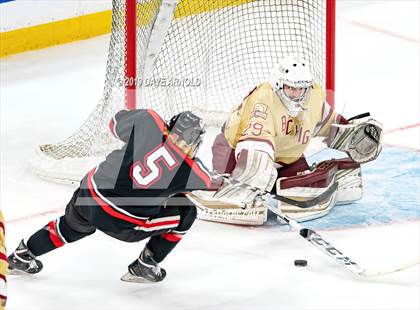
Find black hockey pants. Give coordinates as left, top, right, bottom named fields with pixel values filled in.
left=27, top=188, right=197, bottom=263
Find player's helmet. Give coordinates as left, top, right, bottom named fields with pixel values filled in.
left=270, top=57, right=313, bottom=117
left=168, top=111, right=205, bottom=158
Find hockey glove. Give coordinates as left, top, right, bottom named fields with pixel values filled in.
left=329, top=115, right=383, bottom=163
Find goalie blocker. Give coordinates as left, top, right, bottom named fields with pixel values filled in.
left=192, top=158, right=362, bottom=225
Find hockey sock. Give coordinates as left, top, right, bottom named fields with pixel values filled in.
left=27, top=215, right=91, bottom=256
left=146, top=234, right=180, bottom=263
left=146, top=205, right=197, bottom=263
left=27, top=219, right=67, bottom=256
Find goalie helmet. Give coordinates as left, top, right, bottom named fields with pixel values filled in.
left=168, top=111, right=205, bottom=158
left=270, top=57, right=313, bottom=117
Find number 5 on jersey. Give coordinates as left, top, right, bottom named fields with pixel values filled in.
left=130, top=145, right=179, bottom=188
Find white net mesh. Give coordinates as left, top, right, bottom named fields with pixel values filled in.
left=35, top=0, right=331, bottom=181
left=141, top=0, right=328, bottom=124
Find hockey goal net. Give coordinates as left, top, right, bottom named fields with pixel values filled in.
left=31, top=0, right=336, bottom=184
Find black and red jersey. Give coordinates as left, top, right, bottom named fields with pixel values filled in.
left=79, top=109, right=215, bottom=225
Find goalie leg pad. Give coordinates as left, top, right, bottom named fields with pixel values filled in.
left=213, top=149, right=278, bottom=208
left=275, top=160, right=339, bottom=222
left=334, top=158, right=363, bottom=205
left=187, top=191, right=267, bottom=226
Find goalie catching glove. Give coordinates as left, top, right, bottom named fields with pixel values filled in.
left=213, top=149, right=277, bottom=209
left=329, top=114, right=383, bottom=163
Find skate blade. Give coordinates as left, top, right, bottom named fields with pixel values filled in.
left=8, top=269, right=33, bottom=276
left=120, top=272, right=153, bottom=284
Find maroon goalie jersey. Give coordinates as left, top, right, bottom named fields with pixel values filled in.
left=78, top=109, right=215, bottom=230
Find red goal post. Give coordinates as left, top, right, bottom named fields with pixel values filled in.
left=31, top=0, right=336, bottom=184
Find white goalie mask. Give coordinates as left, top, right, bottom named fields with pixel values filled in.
left=270, top=57, right=313, bottom=117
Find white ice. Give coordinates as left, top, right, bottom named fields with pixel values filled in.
left=1, top=1, right=419, bottom=309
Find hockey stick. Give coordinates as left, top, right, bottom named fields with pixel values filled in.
left=266, top=203, right=419, bottom=277
left=212, top=173, right=420, bottom=277
left=272, top=182, right=338, bottom=208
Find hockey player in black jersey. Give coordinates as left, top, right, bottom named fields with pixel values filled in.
left=8, top=109, right=217, bottom=283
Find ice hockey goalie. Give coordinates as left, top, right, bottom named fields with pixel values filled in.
left=190, top=57, right=382, bottom=225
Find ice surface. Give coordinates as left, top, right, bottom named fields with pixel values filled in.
left=1, top=1, right=419, bottom=309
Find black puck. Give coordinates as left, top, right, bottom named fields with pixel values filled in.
left=294, top=259, right=308, bottom=267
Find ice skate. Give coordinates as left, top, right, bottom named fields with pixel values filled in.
left=121, top=246, right=166, bottom=283
left=8, top=240, right=43, bottom=275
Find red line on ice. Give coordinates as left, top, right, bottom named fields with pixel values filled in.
left=385, top=123, right=420, bottom=134
left=383, top=123, right=420, bottom=151
left=5, top=208, right=63, bottom=224
left=342, top=18, right=418, bottom=43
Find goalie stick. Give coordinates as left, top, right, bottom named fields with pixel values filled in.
left=212, top=173, right=420, bottom=277
left=274, top=182, right=338, bottom=208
